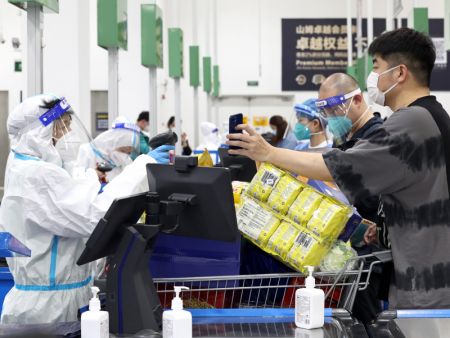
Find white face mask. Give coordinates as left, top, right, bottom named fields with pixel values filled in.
left=110, top=150, right=132, bottom=167
left=366, top=65, right=401, bottom=106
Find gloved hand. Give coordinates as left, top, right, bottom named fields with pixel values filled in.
left=148, top=145, right=175, bottom=164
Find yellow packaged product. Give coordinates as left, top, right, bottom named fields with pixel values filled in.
left=246, top=163, right=284, bottom=202
left=286, top=229, right=330, bottom=272
left=236, top=198, right=281, bottom=246
left=265, top=221, right=300, bottom=260
left=267, top=175, right=303, bottom=214
left=232, top=181, right=249, bottom=206
left=196, top=149, right=214, bottom=167
left=287, top=188, right=323, bottom=226
left=306, top=198, right=350, bottom=240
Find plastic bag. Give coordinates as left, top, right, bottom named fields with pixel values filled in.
left=319, top=240, right=357, bottom=272
left=286, top=229, right=330, bottom=273
left=267, top=175, right=303, bottom=214
left=232, top=181, right=249, bottom=206
left=236, top=198, right=280, bottom=246
left=287, top=188, right=323, bottom=226
left=197, top=149, right=214, bottom=167
left=246, top=163, right=284, bottom=202
left=306, top=198, right=350, bottom=240
left=265, top=221, right=301, bottom=260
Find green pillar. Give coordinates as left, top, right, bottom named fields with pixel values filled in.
left=97, top=0, right=128, bottom=50
left=346, top=65, right=357, bottom=79
left=189, top=46, right=200, bottom=87
left=203, top=57, right=212, bottom=93
left=212, top=65, right=220, bottom=97
left=168, top=28, right=183, bottom=78
left=412, top=7, right=429, bottom=35
left=141, top=4, right=163, bottom=68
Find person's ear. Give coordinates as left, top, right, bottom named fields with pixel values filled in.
left=311, top=119, right=320, bottom=133
left=397, top=64, right=408, bottom=84
left=352, top=94, right=363, bottom=108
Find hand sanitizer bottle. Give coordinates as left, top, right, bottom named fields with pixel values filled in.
left=163, top=286, right=192, bottom=338
left=81, top=286, right=109, bottom=338
left=295, top=266, right=324, bottom=329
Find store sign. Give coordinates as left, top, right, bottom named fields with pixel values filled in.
left=282, top=18, right=450, bottom=91
left=95, top=112, right=109, bottom=131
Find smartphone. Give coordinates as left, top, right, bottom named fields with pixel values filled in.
left=229, top=113, right=243, bottom=150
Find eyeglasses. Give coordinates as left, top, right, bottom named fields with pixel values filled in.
left=315, top=88, right=361, bottom=118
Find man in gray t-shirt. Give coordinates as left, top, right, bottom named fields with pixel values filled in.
left=324, top=96, right=449, bottom=308
left=227, top=28, right=450, bottom=309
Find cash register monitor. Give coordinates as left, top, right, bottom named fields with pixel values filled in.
left=146, top=162, right=239, bottom=242
left=218, top=147, right=257, bottom=182
left=77, top=192, right=149, bottom=265
left=76, top=158, right=239, bottom=335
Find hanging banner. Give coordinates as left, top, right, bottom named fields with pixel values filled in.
left=282, top=18, right=450, bottom=91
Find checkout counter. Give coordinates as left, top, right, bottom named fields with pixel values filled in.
left=0, top=158, right=448, bottom=338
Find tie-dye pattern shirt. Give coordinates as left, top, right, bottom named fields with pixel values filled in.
left=323, top=96, right=450, bottom=309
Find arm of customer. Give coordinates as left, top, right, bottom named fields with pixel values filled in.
left=227, top=114, right=424, bottom=206
left=227, top=124, right=333, bottom=181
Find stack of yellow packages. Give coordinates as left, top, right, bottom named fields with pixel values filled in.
left=236, top=163, right=353, bottom=272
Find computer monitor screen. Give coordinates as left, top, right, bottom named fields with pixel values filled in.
left=147, top=163, right=239, bottom=242
left=77, top=192, right=148, bottom=265
left=218, top=147, right=257, bottom=182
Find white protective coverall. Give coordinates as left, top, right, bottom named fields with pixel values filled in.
left=0, top=95, right=156, bottom=324
left=195, top=122, right=222, bottom=151
left=76, top=116, right=140, bottom=181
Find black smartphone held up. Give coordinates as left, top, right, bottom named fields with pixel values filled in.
left=229, top=113, right=243, bottom=150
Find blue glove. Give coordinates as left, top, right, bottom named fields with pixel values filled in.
left=148, top=145, right=175, bottom=164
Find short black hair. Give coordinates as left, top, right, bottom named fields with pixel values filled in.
left=368, top=28, right=436, bottom=86
left=137, top=111, right=149, bottom=122
left=167, top=116, right=175, bottom=128
left=40, top=98, right=60, bottom=110
left=40, top=97, right=74, bottom=115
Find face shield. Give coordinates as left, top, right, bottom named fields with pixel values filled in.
left=315, top=88, right=361, bottom=118
left=91, top=120, right=140, bottom=168
left=110, top=121, right=141, bottom=153
left=315, top=89, right=361, bottom=145
left=15, top=97, right=92, bottom=169
left=51, top=103, right=91, bottom=170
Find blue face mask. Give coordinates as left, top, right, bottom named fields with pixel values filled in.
left=327, top=116, right=352, bottom=145
left=294, top=123, right=310, bottom=140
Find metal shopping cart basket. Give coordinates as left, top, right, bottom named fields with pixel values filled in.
left=154, top=250, right=392, bottom=312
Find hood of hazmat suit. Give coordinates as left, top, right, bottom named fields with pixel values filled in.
left=76, top=116, right=140, bottom=181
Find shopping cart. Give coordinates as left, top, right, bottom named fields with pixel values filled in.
left=154, top=250, right=392, bottom=312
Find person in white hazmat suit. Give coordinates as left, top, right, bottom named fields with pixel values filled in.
left=0, top=94, right=173, bottom=324
left=195, top=122, right=222, bottom=151
left=76, top=116, right=141, bottom=182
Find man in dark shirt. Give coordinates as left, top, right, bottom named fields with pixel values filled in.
left=317, top=72, right=384, bottom=323
left=228, top=28, right=450, bottom=309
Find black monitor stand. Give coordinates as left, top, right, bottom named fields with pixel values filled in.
left=78, top=191, right=196, bottom=337
left=78, top=156, right=237, bottom=337
left=107, top=194, right=161, bottom=335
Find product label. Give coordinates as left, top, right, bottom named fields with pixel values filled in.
left=100, top=318, right=109, bottom=338
left=163, top=318, right=173, bottom=338
left=296, top=294, right=311, bottom=326
left=237, top=199, right=278, bottom=240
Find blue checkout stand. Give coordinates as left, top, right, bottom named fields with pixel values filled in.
left=0, top=233, right=449, bottom=338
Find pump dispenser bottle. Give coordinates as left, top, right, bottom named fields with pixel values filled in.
left=163, top=286, right=192, bottom=338
left=295, top=266, right=324, bottom=329
left=81, top=286, right=109, bottom=338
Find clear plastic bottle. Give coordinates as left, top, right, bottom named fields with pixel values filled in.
left=81, top=286, right=109, bottom=338
left=162, top=286, right=192, bottom=338
left=295, top=266, right=324, bottom=329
